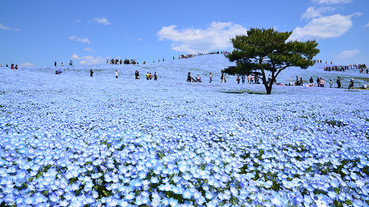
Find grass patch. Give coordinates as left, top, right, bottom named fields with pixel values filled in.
left=354, top=77, right=369, bottom=82
left=222, top=90, right=266, bottom=95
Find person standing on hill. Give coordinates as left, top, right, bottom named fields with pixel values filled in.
left=236, top=76, right=241, bottom=84
left=115, top=70, right=118, bottom=78
left=154, top=72, right=158, bottom=81
left=348, top=78, right=354, bottom=91
left=90, top=69, right=94, bottom=77
left=187, top=72, right=192, bottom=82
left=336, top=77, right=341, bottom=88
left=317, top=77, right=320, bottom=87
left=146, top=72, right=150, bottom=80
left=224, top=73, right=227, bottom=83
left=209, top=73, right=213, bottom=83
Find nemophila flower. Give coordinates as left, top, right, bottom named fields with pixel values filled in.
left=182, top=189, right=192, bottom=199
left=125, top=192, right=135, bottom=200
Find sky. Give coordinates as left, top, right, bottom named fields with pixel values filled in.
left=1, top=0, right=368, bottom=67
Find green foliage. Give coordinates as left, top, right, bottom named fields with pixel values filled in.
left=224, top=28, right=320, bottom=94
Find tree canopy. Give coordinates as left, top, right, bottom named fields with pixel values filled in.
left=224, top=28, right=320, bottom=94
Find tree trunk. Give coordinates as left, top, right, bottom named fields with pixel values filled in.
left=266, top=85, right=272, bottom=94
left=263, top=82, right=272, bottom=94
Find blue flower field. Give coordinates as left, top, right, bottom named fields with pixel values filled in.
left=1, top=54, right=369, bottom=206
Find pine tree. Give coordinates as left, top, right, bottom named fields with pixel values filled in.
left=224, top=28, right=320, bottom=94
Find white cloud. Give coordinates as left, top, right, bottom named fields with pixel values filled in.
left=69, top=35, right=90, bottom=44
left=289, top=13, right=361, bottom=40
left=302, top=6, right=335, bottom=19
left=71, top=53, right=105, bottom=65
left=84, top=48, right=93, bottom=52
left=157, top=21, right=246, bottom=54
left=0, top=23, right=20, bottom=31
left=365, top=22, right=369, bottom=27
left=336, top=49, right=360, bottom=59
left=92, top=17, right=110, bottom=25
left=0, top=23, right=11, bottom=30
left=312, top=0, right=352, bottom=4
left=19, top=62, right=34, bottom=67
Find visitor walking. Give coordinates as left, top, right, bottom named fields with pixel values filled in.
left=348, top=78, right=354, bottom=91
left=90, top=69, right=94, bottom=77
left=209, top=73, right=213, bottom=83
left=187, top=72, right=192, bottom=82
left=337, top=77, right=341, bottom=88
left=236, top=76, right=240, bottom=84
left=115, top=70, right=118, bottom=78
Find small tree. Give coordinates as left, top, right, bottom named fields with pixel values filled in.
left=224, top=28, right=319, bottom=94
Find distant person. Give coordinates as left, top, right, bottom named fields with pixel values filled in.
left=115, top=70, right=118, bottom=78
left=209, top=73, right=213, bottom=83
left=54, top=61, right=57, bottom=67
left=236, top=76, right=240, bottom=84
left=146, top=72, right=150, bottom=80
left=15, top=65, right=18, bottom=70
left=336, top=77, right=341, bottom=88
left=149, top=73, right=153, bottom=80
left=154, top=72, right=158, bottom=81
left=220, top=73, right=224, bottom=83
left=61, top=62, right=64, bottom=66
left=11, top=64, right=14, bottom=70
left=317, top=77, right=320, bottom=87
left=69, top=60, right=73, bottom=66
left=241, top=75, right=246, bottom=84
left=348, top=78, right=354, bottom=91
left=135, top=70, right=140, bottom=79
left=309, top=77, right=313, bottom=85
left=329, top=80, right=332, bottom=88
left=187, top=72, right=192, bottom=82
left=90, top=69, right=94, bottom=77
left=196, top=74, right=201, bottom=82
left=295, top=76, right=300, bottom=86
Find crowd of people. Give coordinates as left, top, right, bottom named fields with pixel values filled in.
left=54, top=60, right=73, bottom=67
left=107, top=59, right=138, bottom=65
left=103, top=51, right=230, bottom=65
left=87, top=69, right=158, bottom=81
left=1, top=64, right=18, bottom=70
left=185, top=70, right=367, bottom=90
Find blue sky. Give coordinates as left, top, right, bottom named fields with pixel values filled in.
left=1, top=0, right=368, bottom=67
